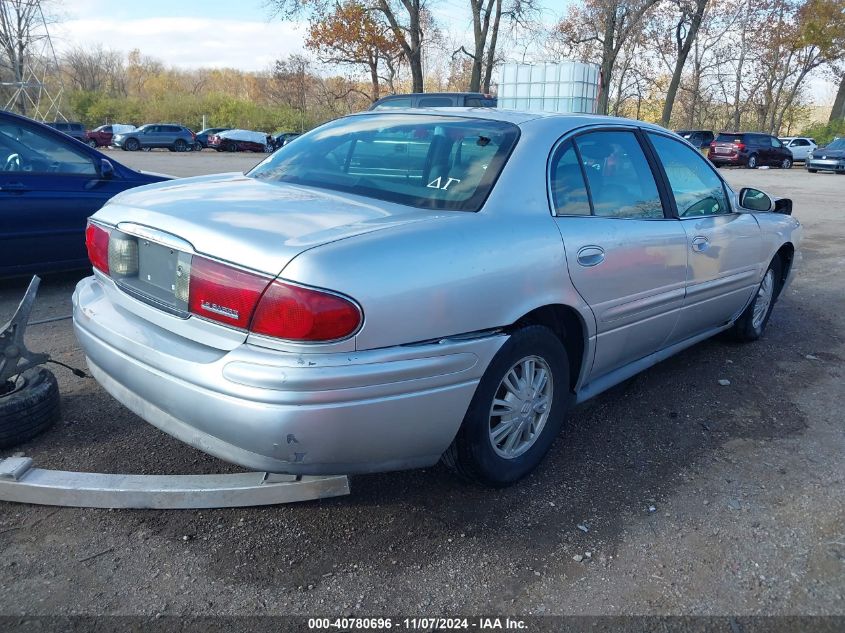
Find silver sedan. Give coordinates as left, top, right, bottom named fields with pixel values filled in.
left=73, top=109, right=801, bottom=486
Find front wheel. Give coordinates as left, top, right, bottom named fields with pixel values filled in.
left=730, top=257, right=782, bottom=342
left=781, top=157, right=792, bottom=169
left=441, top=326, right=570, bottom=487
left=746, top=154, right=758, bottom=169
left=174, top=139, right=188, bottom=152
left=125, top=138, right=140, bottom=151
left=87, top=139, right=98, bottom=148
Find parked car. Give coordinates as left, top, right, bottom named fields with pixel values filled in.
left=208, top=129, right=269, bottom=152
left=0, top=110, right=170, bottom=277
left=369, top=92, right=497, bottom=110
left=194, top=127, right=229, bottom=150
left=779, top=136, right=817, bottom=162
left=805, top=137, right=845, bottom=174
left=74, top=110, right=800, bottom=487
left=48, top=121, right=87, bottom=143
left=675, top=129, right=714, bottom=149
left=708, top=132, right=793, bottom=169
left=113, top=124, right=196, bottom=152
left=272, top=132, right=300, bottom=149
left=85, top=124, right=136, bottom=148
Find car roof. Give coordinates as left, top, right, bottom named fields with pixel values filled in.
left=346, top=107, right=672, bottom=133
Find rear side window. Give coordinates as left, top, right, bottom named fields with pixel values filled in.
left=649, top=133, right=729, bottom=217
left=248, top=114, right=519, bottom=211
left=572, top=130, right=664, bottom=219
left=549, top=140, right=591, bottom=216
left=418, top=97, right=453, bottom=107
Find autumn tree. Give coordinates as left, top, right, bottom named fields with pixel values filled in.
left=269, top=0, right=431, bottom=92
left=553, top=0, right=661, bottom=115
left=306, top=1, right=401, bottom=101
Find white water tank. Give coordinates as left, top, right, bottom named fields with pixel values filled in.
left=496, top=61, right=600, bottom=113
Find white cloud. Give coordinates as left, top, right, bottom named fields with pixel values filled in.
left=52, top=17, right=306, bottom=71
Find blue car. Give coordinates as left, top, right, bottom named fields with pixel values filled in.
left=0, top=110, right=171, bottom=277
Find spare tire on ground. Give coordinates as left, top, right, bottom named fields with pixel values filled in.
left=0, top=367, right=60, bottom=449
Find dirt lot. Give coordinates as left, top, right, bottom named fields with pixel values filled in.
left=0, top=156, right=843, bottom=619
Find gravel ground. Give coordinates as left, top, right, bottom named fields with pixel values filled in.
left=0, top=156, right=842, bottom=618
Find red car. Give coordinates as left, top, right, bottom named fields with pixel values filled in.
left=85, top=125, right=115, bottom=148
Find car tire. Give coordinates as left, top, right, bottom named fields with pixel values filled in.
left=226, top=141, right=238, bottom=153
left=125, top=138, right=140, bottom=152
left=174, top=139, right=188, bottom=152
left=808, top=169, right=818, bottom=173
left=441, top=325, right=571, bottom=487
left=781, top=157, right=792, bottom=169
left=746, top=154, right=758, bottom=169
left=0, top=367, right=60, bottom=449
left=87, top=139, right=98, bottom=148
left=730, top=257, right=783, bottom=342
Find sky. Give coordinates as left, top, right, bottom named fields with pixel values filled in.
left=50, top=0, right=835, bottom=104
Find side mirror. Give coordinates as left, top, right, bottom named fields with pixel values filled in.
left=773, top=197, right=792, bottom=215
left=739, top=187, right=772, bottom=212
left=98, top=158, right=115, bottom=180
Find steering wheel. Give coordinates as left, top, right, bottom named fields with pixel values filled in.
left=4, top=153, right=21, bottom=171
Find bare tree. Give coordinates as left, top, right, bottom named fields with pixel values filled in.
left=659, top=0, right=709, bottom=126
left=553, top=0, right=661, bottom=114
left=63, top=45, right=126, bottom=94
left=0, top=0, right=55, bottom=114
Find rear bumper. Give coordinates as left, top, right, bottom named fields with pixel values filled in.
left=708, top=153, right=744, bottom=165
left=72, top=276, right=505, bottom=474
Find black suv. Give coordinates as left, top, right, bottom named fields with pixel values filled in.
left=112, top=124, right=196, bottom=152
left=708, top=132, right=794, bottom=169
left=48, top=121, right=87, bottom=143
left=675, top=129, right=714, bottom=149
left=369, top=92, right=497, bottom=110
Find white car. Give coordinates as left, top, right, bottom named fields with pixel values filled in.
left=779, top=137, right=817, bottom=162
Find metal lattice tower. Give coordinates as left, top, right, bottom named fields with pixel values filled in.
left=0, top=0, right=65, bottom=121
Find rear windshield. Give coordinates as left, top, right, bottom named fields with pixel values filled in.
left=247, top=114, right=520, bottom=211
left=716, top=133, right=744, bottom=143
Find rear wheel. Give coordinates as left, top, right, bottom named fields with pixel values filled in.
left=125, top=138, right=140, bottom=152
left=730, top=257, right=782, bottom=342
left=746, top=154, right=758, bottom=169
left=226, top=141, right=238, bottom=152
left=441, top=326, right=570, bottom=487
left=87, top=139, right=98, bottom=148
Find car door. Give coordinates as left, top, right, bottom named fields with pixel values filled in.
left=550, top=129, right=688, bottom=379
left=0, top=118, right=125, bottom=275
left=789, top=138, right=809, bottom=160
left=769, top=136, right=789, bottom=165
left=646, top=132, right=762, bottom=342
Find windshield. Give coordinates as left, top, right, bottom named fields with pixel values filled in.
left=716, top=133, right=743, bottom=143
left=247, top=113, right=520, bottom=211
left=825, top=138, right=845, bottom=150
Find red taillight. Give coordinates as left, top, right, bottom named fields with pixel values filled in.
left=251, top=281, right=362, bottom=342
left=709, top=141, right=716, bottom=148
left=735, top=143, right=746, bottom=151
left=188, top=257, right=270, bottom=329
left=85, top=222, right=110, bottom=274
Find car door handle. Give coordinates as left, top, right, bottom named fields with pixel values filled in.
left=691, top=236, right=710, bottom=252
left=576, top=245, right=605, bottom=267
left=0, top=182, right=29, bottom=192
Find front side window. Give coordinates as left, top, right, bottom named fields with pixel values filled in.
left=649, top=133, right=729, bottom=217
left=248, top=114, right=519, bottom=211
left=573, top=130, right=664, bottom=219
left=418, top=97, right=453, bottom=107
left=0, top=120, right=97, bottom=175
left=769, top=137, right=782, bottom=148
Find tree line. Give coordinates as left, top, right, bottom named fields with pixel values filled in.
left=1, top=0, right=843, bottom=140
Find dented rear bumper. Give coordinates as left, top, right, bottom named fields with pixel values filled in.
left=72, top=276, right=506, bottom=474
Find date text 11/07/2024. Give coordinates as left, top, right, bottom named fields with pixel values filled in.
left=307, top=617, right=528, bottom=630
